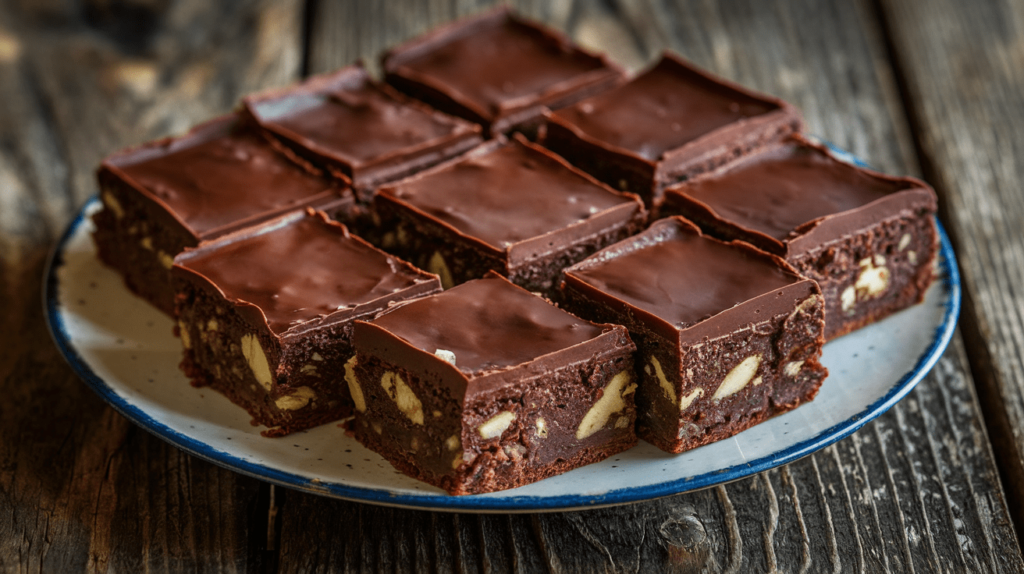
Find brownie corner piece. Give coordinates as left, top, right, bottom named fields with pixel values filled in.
left=561, top=217, right=827, bottom=454
left=92, top=113, right=351, bottom=315
left=349, top=273, right=637, bottom=495
left=381, top=6, right=625, bottom=136
left=172, top=209, right=441, bottom=437
left=542, top=51, right=802, bottom=207
left=659, top=133, right=939, bottom=340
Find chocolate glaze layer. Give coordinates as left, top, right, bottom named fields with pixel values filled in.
left=174, top=210, right=440, bottom=336
left=549, top=53, right=781, bottom=161
left=564, top=218, right=818, bottom=344
left=378, top=136, right=643, bottom=255
left=104, top=115, right=346, bottom=239
left=661, top=135, right=938, bottom=257
left=244, top=65, right=482, bottom=187
left=382, top=7, right=624, bottom=131
left=374, top=274, right=603, bottom=373
left=355, top=274, right=632, bottom=399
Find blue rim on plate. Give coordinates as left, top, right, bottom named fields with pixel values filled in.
left=45, top=188, right=960, bottom=514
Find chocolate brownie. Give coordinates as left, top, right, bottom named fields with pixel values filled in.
left=561, top=217, right=827, bottom=454
left=349, top=273, right=637, bottom=494
left=93, top=114, right=352, bottom=315
left=658, top=134, right=938, bottom=340
left=382, top=7, right=625, bottom=137
left=243, top=63, right=483, bottom=202
left=373, top=135, right=646, bottom=298
left=172, top=209, right=441, bottom=437
left=542, top=52, right=802, bottom=208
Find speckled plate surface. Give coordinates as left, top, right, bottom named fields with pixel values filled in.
left=45, top=197, right=959, bottom=513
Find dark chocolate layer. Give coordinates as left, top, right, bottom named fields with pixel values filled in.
left=107, top=115, right=342, bottom=239
left=244, top=65, right=482, bottom=187
left=370, top=274, right=605, bottom=374
left=549, top=53, right=779, bottom=161
left=175, top=210, right=439, bottom=335
left=356, top=274, right=632, bottom=400
left=393, top=20, right=598, bottom=114
left=564, top=218, right=816, bottom=343
left=660, top=135, right=938, bottom=257
left=382, top=7, right=623, bottom=131
left=379, top=137, right=642, bottom=253
left=679, top=141, right=899, bottom=239
left=567, top=218, right=797, bottom=326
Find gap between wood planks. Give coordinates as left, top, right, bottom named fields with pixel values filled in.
left=300, top=0, right=318, bottom=78
left=252, top=483, right=285, bottom=574
left=868, top=0, right=1024, bottom=547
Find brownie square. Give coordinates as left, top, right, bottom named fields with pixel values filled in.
left=172, top=209, right=441, bottom=437
left=373, top=135, right=646, bottom=298
left=92, top=114, right=352, bottom=315
left=243, top=63, right=483, bottom=202
left=349, top=273, right=637, bottom=495
left=382, top=7, right=625, bottom=137
left=542, top=52, right=802, bottom=208
left=561, top=217, right=827, bottom=454
left=658, top=134, right=939, bottom=340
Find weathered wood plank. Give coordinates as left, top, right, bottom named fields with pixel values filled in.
left=878, top=0, right=1024, bottom=540
left=286, top=0, right=1024, bottom=572
left=0, top=1, right=305, bottom=571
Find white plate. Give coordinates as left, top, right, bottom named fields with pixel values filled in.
left=45, top=199, right=959, bottom=513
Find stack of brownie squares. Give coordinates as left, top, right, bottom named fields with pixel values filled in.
left=92, top=6, right=938, bottom=494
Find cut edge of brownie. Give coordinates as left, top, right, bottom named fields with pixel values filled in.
left=658, top=134, right=939, bottom=340
left=348, top=273, right=638, bottom=494
left=172, top=209, right=443, bottom=437
left=792, top=212, right=938, bottom=340
left=561, top=217, right=827, bottom=453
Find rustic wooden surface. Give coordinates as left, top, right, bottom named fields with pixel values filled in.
left=879, top=0, right=1024, bottom=539
left=1, top=0, right=1022, bottom=572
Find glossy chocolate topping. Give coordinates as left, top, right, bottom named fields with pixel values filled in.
left=382, top=138, right=636, bottom=251
left=179, top=213, right=436, bottom=335
left=566, top=218, right=799, bottom=330
left=679, top=139, right=913, bottom=241
left=370, top=275, right=606, bottom=375
left=247, top=67, right=478, bottom=167
left=114, top=117, right=335, bottom=237
left=388, top=11, right=612, bottom=116
left=550, top=54, right=778, bottom=161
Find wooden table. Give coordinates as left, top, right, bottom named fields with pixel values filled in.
left=2, top=0, right=1024, bottom=571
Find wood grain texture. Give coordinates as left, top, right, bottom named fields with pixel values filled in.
left=0, top=1, right=304, bottom=571
left=0, top=0, right=1019, bottom=571
left=284, top=0, right=1024, bottom=571
left=877, top=0, right=1024, bottom=538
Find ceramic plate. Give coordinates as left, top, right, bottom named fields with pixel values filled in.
left=45, top=199, right=959, bottom=513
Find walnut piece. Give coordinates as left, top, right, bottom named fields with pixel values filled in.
left=275, top=387, right=316, bottom=410
left=240, top=334, right=273, bottom=391
left=649, top=356, right=677, bottom=404
left=680, top=387, right=704, bottom=411
left=381, top=371, right=424, bottom=425
left=434, top=349, right=456, bottom=365
left=344, top=356, right=366, bottom=413
left=428, top=251, right=454, bottom=290
left=712, top=354, right=762, bottom=400
left=577, top=370, right=636, bottom=440
left=478, top=411, right=515, bottom=440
